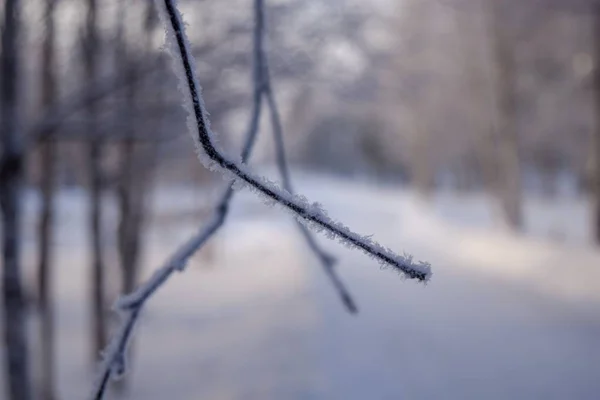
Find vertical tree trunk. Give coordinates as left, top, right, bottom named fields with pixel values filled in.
left=0, top=1, right=32, bottom=399
left=84, top=0, right=107, bottom=363
left=488, top=1, right=523, bottom=230
left=114, top=3, right=157, bottom=389
left=38, top=1, right=58, bottom=399
left=593, top=5, right=600, bottom=244
left=411, top=121, right=435, bottom=197
left=88, top=143, right=106, bottom=362
left=118, top=139, right=140, bottom=296
left=401, top=0, right=437, bottom=199
left=38, top=144, right=56, bottom=400
left=456, top=1, right=505, bottom=222
left=115, top=0, right=144, bottom=299
left=88, top=144, right=106, bottom=363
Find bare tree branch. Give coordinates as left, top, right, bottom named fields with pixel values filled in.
left=90, top=0, right=273, bottom=397
left=255, top=0, right=357, bottom=313
left=89, top=0, right=431, bottom=398
left=158, top=0, right=430, bottom=280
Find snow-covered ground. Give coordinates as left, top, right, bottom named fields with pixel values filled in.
left=2, top=171, right=600, bottom=399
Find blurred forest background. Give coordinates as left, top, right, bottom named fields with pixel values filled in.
left=2, top=0, right=600, bottom=399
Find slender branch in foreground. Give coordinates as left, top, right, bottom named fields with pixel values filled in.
left=90, top=1, right=273, bottom=398
left=158, top=0, right=431, bottom=281
left=90, top=160, right=259, bottom=399
left=264, top=71, right=357, bottom=312
left=90, top=0, right=431, bottom=398
left=89, top=209, right=225, bottom=400
left=255, top=0, right=357, bottom=313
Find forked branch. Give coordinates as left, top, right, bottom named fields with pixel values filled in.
left=158, top=0, right=431, bottom=281
left=89, top=1, right=431, bottom=398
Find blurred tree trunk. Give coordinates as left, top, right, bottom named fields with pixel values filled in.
left=398, top=0, right=437, bottom=198
left=114, top=3, right=158, bottom=387
left=117, top=0, right=156, bottom=298
left=118, top=145, right=141, bottom=294
left=84, top=0, right=107, bottom=364
left=456, top=1, right=505, bottom=221
left=593, top=5, right=600, bottom=244
left=0, top=0, right=32, bottom=399
left=537, top=147, right=560, bottom=198
left=37, top=0, right=58, bottom=399
left=115, top=0, right=140, bottom=298
left=411, top=121, right=435, bottom=197
left=488, top=1, right=523, bottom=230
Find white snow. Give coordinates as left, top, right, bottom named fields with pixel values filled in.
left=2, top=171, right=599, bottom=399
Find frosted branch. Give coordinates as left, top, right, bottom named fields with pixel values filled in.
left=89, top=210, right=224, bottom=400
left=157, top=0, right=431, bottom=281
left=90, top=1, right=432, bottom=398
left=90, top=2, right=277, bottom=398
left=255, top=0, right=356, bottom=312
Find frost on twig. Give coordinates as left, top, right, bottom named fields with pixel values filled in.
left=89, top=213, right=219, bottom=400
left=251, top=0, right=356, bottom=313
left=264, top=76, right=357, bottom=310
left=90, top=0, right=431, bottom=398
left=157, top=0, right=431, bottom=281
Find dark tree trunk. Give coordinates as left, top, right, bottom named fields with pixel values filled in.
left=411, top=122, right=435, bottom=197
left=593, top=5, right=600, bottom=244
left=88, top=141, right=106, bottom=363
left=84, top=0, right=107, bottom=363
left=118, top=140, right=142, bottom=296
left=37, top=1, right=58, bottom=399
left=488, top=0, right=523, bottom=230
left=456, top=3, right=499, bottom=196
left=0, top=0, right=32, bottom=399
left=38, top=141, right=57, bottom=400
left=113, top=137, right=141, bottom=395
left=115, top=0, right=145, bottom=299
left=114, top=3, right=157, bottom=390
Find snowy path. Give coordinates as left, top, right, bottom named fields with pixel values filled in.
left=316, top=251, right=600, bottom=399
left=2, top=175, right=599, bottom=399
left=304, top=177, right=600, bottom=399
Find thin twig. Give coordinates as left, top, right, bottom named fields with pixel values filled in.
left=255, top=0, right=357, bottom=313
left=159, top=0, right=431, bottom=280
left=264, top=72, right=357, bottom=312
left=90, top=1, right=276, bottom=398
left=90, top=207, right=227, bottom=400
left=90, top=1, right=431, bottom=398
